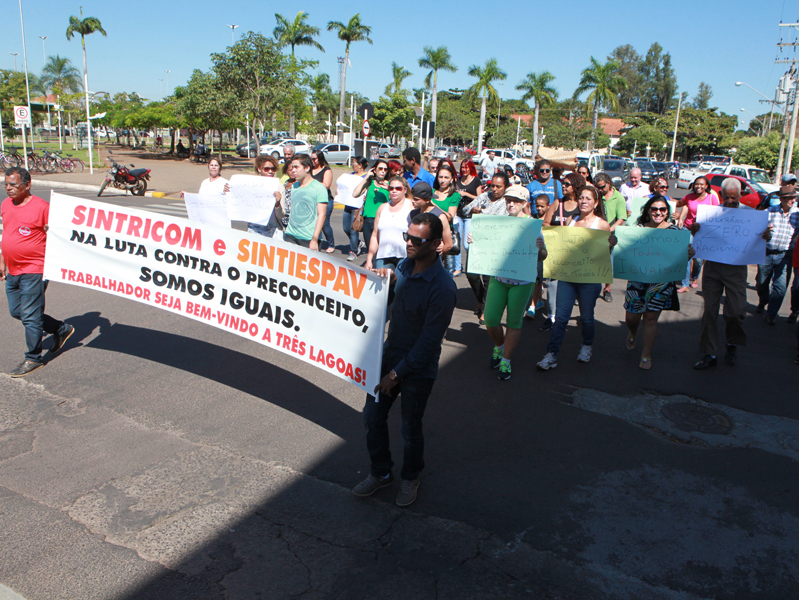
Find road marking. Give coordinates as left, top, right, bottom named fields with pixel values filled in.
left=0, top=584, right=29, bottom=600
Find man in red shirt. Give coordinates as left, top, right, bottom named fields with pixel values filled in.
left=1, top=167, right=74, bottom=377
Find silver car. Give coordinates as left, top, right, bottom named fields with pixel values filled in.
left=313, top=143, right=351, bottom=165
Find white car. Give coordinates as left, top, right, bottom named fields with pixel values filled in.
left=724, top=164, right=778, bottom=193
left=259, top=138, right=311, bottom=159
left=478, top=148, right=535, bottom=171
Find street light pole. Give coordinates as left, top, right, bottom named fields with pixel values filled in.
left=38, top=35, right=46, bottom=62
left=164, top=70, right=170, bottom=97
left=227, top=24, right=238, bottom=46
left=18, top=0, right=35, bottom=157
left=740, top=108, right=766, bottom=136
left=39, top=36, right=51, bottom=133
left=669, top=92, right=685, bottom=163
left=10, top=52, right=18, bottom=71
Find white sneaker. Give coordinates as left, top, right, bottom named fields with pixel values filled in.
left=347, top=252, right=357, bottom=261
left=577, top=345, right=593, bottom=363
left=536, top=352, right=558, bottom=371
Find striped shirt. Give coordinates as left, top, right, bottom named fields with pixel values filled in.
left=766, top=205, right=799, bottom=251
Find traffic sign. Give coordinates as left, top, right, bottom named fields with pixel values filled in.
left=358, top=102, right=374, bottom=121
left=362, top=120, right=371, bottom=137
left=14, top=106, right=31, bottom=126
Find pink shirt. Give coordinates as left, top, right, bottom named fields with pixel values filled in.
left=683, top=192, right=719, bottom=229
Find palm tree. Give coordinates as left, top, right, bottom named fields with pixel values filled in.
left=327, top=14, right=372, bottom=141
left=274, top=11, right=324, bottom=137
left=516, top=71, right=557, bottom=159
left=466, top=59, right=507, bottom=154
left=308, top=73, right=333, bottom=119
left=66, top=9, right=106, bottom=174
left=40, top=55, right=81, bottom=95
left=385, top=62, right=412, bottom=97
left=418, top=46, right=457, bottom=128
left=573, top=57, right=627, bottom=150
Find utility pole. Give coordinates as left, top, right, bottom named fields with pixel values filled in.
left=775, top=22, right=799, bottom=177
left=670, top=92, right=685, bottom=162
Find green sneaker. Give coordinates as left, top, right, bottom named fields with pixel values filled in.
left=489, top=346, right=504, bottom=369
left=497, top=360, right=511, bottom=380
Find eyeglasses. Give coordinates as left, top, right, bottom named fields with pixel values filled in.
left=595, top=184, right=607, bottom=191
left=388, top=186, right=404, bottom=191
left=538, top=169, right=551, bottom=174
left=403, top=232, right=433, bottom=246
left=376, top=167, right=388, bottom=171
left=562, top=182, right=572, bottom=187
left=657, top=185, right=668, bottom=190
left=260, top=167, right=276, bottom=172
left=650, top=206, right=669, bottom=213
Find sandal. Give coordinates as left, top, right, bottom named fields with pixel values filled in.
left=626, top=333, right=637, bottom=351
left=690, top=280, right=698, bottom=288
left=677, top=286, right=689, bottom=293
left=639, top=357, right=652, bottom=370
left=325, top=246, right=335, bottom=254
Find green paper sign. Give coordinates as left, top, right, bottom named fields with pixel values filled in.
left=468, top=216, right=542, bottom=280
left=612, top=225, right=690, bottom=283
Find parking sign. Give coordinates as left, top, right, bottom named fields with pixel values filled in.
left=14, top=106, right=31, bottom=126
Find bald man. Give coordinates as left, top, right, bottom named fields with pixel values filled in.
left=619, top=168, right=649, bottom=215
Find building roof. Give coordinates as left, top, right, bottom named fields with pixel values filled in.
left=599, top=118, right=626, bottom=137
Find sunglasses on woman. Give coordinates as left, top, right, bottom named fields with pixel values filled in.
left=650, top=206, right=669, bottom=213
left=388, top=185, right=404, bottom=191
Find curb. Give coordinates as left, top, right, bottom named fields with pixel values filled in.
left=34, top=179, right=167, bottom=198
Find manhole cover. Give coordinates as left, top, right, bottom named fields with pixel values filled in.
left=660, top=403, right=734, bottom=434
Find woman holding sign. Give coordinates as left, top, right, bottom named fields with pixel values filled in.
left=537, top=187, right=614, bottom=371
left=624, top=195, right=694, bottom=370
left=470, top=186, right=547, bottom=380
left=677, top=176, right=718, bottom=292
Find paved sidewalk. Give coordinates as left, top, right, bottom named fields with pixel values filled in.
left=28, top=146, right=352, bottom=199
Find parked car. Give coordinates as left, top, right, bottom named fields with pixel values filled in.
left=313, top=143, right=351, bottom=165
left=237, top=137, right=270, bottom=158
left=707, top=174, right=766, bottom=209
left=259, top=138, right=311, bottom=159
left=375, top=143, right=400, bottom=158
left=576, top=152, right=605, bottom=178
left=677, top=162, right=712, bottom=189
left=724, top=164, right=778, bottom=193
left=478, top=148, right=535, bottom=171
left=601, top=157, right=631, bottom=189
left=633, top=158, right=659, bottom=183
left=652, top=161, right=668, bottom=179
left=433, top=146, right=456, bottom=160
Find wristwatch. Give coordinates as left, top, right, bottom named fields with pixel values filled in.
left=388, top=370, right=400, bottom=381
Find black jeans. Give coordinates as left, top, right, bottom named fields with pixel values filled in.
left=363, top=366, right=435, bottom=481
left=362, top=217, right=376, bottom=255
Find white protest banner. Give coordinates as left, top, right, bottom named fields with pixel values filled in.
left=335, top=173, right=365, bottom=209
left=612, top=226, right=690, bottom=283
left=43, top=193, right=388, bottom=391
left=467, top=216, right=541, bottom=280
left=227, top=174, right=279, bottom=225
left=184, top=192, right=230, bottom=228
left=693, top=205, right=768, bottom=266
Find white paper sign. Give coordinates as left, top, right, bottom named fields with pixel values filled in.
left=693, top=205, right=768, bottom=266
left=184, top=193, right=230, bottom=228
left=43, top=193, right=389, bottom=391
left=335, top=173, right=366, bottom=209
left=227, top=174, right=279, bottom=225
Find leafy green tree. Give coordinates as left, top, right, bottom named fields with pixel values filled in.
left=466, top=58, right=507, bottom=154
left=385, top=62, right=412, bottom=97
left=516, top=71, right=557, bottom=159
left=573, top=57, right=627, bottom=150
left=175, top=70, right=231, bottom=155
left=434, top=96, right=480, bottom=146
left=614, top=125, right=669, bottom=156
left=327, top=15, right=372, bottom=141
left=607, top=45, right=644, bottom=113
left=0, top=69, right=38, bottom=137
left=659, top=106, right=738, bottom=159
left=66, top=8, right=106, bottom=168
left=692, top=82, right=713, bottom=110
left=734, top=131, right=799, bottom=170
left=308, top=73, right=336, bottom=121
left=418, top=46, right=457, bottom=129
left=209, top=32, right=295, bottom=142
left=638, top=43, right=677, bottom=115
left=370, top=93, right=415, bottom=141
left=40, top=55, right=80, bottom=99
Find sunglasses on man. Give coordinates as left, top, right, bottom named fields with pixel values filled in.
left=403, top=232, right=436, bottom=246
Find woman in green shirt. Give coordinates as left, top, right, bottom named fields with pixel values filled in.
left=433, top=163, right=462, bottom=276
left=353, top=159, right=389, bottom=252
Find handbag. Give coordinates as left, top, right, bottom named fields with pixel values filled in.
left=447, top=224, right=461, bottom=255
left=352, top=207, right=364, bottom=232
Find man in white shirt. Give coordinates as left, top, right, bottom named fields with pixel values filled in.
left=619, top=168, right=649, bottom=214
left=480, top=151, right=499, bottom=179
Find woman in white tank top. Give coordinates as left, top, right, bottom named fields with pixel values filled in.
left=365, top=176, right=413, bottom=270
left=537, top=187, right=616, bottom=371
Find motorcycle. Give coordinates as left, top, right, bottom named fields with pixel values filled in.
left=98, top=151, right=151, bottom=196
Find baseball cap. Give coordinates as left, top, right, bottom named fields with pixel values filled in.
left=781, top=173, right=797, bottom=184
left=504, top=184, right=530, bottom=202
left=411, top=181, right=433, bottom=200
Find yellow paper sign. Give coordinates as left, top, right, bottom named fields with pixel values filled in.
left=542, top=226, right=613, bottom=284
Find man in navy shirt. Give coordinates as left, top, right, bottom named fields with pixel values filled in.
left=526, top=159, right=562, bottom=204
left=353, top=212, right=457, bottom=507
left=402, top=147, right=435, bottom=187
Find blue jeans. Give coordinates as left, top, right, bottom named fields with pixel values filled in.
left=447, top=217, right=463, bottom=273
left=318, top=198, right=335, bottom=249
left=545, top=279, right=559, bottom=322
left=6, top=273, right=66, bottom=362
left=757, top=250, right=793, bottom=318
left=364, top=367, right=435, bottom=481
left=342, top=207, right=361, bottom=253
left=546, top=281, right=601, bottom=355
left=682, top=257, right=703, bottom=287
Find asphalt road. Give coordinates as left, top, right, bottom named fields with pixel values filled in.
left=0, top=182, right=797, bottom=600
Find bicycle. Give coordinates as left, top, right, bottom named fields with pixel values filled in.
left=0, top=148, right=19, bottom=169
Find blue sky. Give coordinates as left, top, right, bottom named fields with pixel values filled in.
left=6, top=0, right=797, bottom=130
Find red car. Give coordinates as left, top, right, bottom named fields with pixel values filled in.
left=707, top=174, right=767, bottom=209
